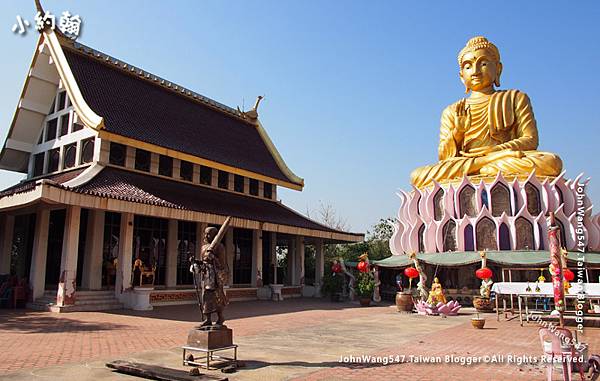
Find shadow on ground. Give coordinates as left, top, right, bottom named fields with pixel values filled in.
left=0, top=312, right=129, bottom=333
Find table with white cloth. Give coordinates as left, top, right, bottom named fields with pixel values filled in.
left=491, top=282, right=600, bottom=326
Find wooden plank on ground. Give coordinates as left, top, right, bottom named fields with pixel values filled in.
left=106, top=360, right=228, bottom=381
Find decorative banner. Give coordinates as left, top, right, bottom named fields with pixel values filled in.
left=548, top=224, right=565, bottom=313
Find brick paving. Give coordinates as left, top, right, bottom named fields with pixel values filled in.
left=1, top=299, right=600, bottom=380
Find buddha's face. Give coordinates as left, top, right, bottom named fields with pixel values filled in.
left=459, top=48, right=502, bottom=92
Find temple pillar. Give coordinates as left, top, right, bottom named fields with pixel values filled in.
left=29, top=210, right=49, bottom=301
left=225, top=227, right=234, bottom=287
left=314, top=238, right=324, bottom=296
left=56, top=206, right=81, bottom=306
left=166, top=219, right=178, bottom=287
left=296, top=236, right=305, bottom=286
left=116, top=212, right=134, bottom=295
left=251, top=229, right=263, bottom=287
left=81, top=210, right=104, bottom=290
left=0, top=214, right=15, bottom=274
left=287, top=238, right=296, bottom=285
left=271, top=232, right=278, bottom=284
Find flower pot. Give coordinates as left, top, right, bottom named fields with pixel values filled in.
left=359, top=297, right=371, bottom=307
left=395, top=291, right=414, bottom=312
left=473, top=296, right=493, bottom=312
left=471, top=318, right=486, bottom=329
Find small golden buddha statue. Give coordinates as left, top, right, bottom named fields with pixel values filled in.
left=411, top=36, right=562, bottom=188
left=427, top=277, right=447, bottom=304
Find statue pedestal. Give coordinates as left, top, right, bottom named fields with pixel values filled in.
left=183, top=327, right=237, bottom=370
left=187, top=326, right=233, bottom=349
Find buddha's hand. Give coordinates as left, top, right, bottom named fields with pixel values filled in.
left=460, top=145, right=500, bottom=158
left=453, top=98, right=470, bottom=140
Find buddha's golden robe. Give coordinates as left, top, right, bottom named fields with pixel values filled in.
left=411, top=90, right=562, bottom=188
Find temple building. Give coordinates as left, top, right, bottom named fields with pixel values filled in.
left=0, top=28, right=363, bottom=311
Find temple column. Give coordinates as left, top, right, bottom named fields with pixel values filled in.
left=226, top=228, right=234, bottom=286
left=296, top=236, right=305, bottom=287
left=287, top=238, right=296, bottom=285
left=29, top=210, right=49, bottom=301
left=0, top=214, right=15, bottom=274
left=56, top=206, right=81, bottom=306
left=314, top=238, right=324, bottom=296
left=251, top=229, right=263, bottom=287
left=166, top=219, right=178, bottom=287
left=81, top=210, right=104, bottom=290
left=116, top=212, right=134, bottom=295
left=271, top=232, right=278, bottom=284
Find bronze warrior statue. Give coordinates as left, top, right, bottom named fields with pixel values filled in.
left=190, top=225, right=230, bottom=328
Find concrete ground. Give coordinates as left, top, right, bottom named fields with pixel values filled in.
left=1, top=298, right=599, bottom=380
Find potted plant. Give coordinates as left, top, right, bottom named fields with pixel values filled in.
left=355, top=272, right=375, bottom=306
left=471, top=312, right=486, bottom=329
left=321, top=266, right=344, bottom=302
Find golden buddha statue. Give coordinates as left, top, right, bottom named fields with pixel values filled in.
left=427, top=277, right=447, bottom=304
left=410, top=36, right=562, bottom=188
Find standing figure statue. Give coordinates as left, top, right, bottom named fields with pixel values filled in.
left=190, top=223, right=230, bottom=328
left=409, top=252, right=429, bottom=302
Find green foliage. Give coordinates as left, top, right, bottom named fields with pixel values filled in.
left=321, top=266, right=344, bottom=295
left=355, top=271, right=375, bottom=298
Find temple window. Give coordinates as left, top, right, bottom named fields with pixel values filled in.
left=459, top=185, right=477, bottom=218
left=433, top=188, right=444, bottom=221
left=57, top=91, right=67, bottom=111
left=481, top=190, right=489, bottom=209
left=515, top=217, right=534, bottom=250
left=556, top=186, right=564, bottom=206
left=234, top=175, right=244, bottom=193
left=556, top=219, right=568, bottom=248
left=45, top=118, right=58, bottom=141
left=491, top=183, right=511, bottom=217
left=418, top=224, right=426, bottom=252
left=263, top=183, right=273, bottom=199
left=442, top=219, right=457, bottom=252
left=498, top=223, right=511, bottom=250
left=109, top=142, right=126, bottom=166
left=33, top=152, right=44, bottom=177
left=249, top=179, right=259, bottom=196
left=525, top=182, right=541, bottom=216
left=102, top=212, right=121, bottom=288
left=80, top=138, right=94, bottom=164
left=476, top=217, right=496, bottom=251
left=464, top=224, right=475, bottom=251
left=72, top=122, right=84, bottom=132
left=132, top=216, right=168, bottom=286
left=200, top=165, right=212, bottom=185
left=134, top=149, right=151, bottom=172
left=59, top=114, right=69, bottom=137
left=47, top=148, right=60, bottom=172
left=180, top=160, right=193, bottom=181
left=232, top=228, right=253, bottom=284
left=177, top=220, right=196, bottom=285
left=158, top=155, right=173, bottom=177
left=218, top=170, right=229, bottom=189
left=62, top=143, right=76, bottom=169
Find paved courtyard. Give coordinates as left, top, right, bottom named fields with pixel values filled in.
left=1, top=298, right=599, bottom=380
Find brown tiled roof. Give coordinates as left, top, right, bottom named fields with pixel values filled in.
left=62, top=47, right=298, bottom=185
left=65, top=167, right=357, bottom=236
left=0, top=167, right=87, bottom=198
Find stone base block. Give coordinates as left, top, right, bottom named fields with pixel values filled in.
left=187, top=327, right=233, bottom=350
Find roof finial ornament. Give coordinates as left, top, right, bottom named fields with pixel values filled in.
left=35, top=0, right=44, bottom=14
left=239, top=95, right=264, bottom=120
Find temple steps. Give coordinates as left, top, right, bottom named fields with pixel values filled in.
left=27, top=290, right=123, bottom=312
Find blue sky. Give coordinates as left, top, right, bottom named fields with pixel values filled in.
left=1, top=1, right=599, bottom=233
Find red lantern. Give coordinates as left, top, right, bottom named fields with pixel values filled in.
left=331, top=263, right=342, bottom=274
left=476, top=267, right=493, bottom=280
left=357, top=261, right=369, bottom=273
left=563, top=268, right=575, bottom=282
left=404, top=267, right=419, bottom=279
